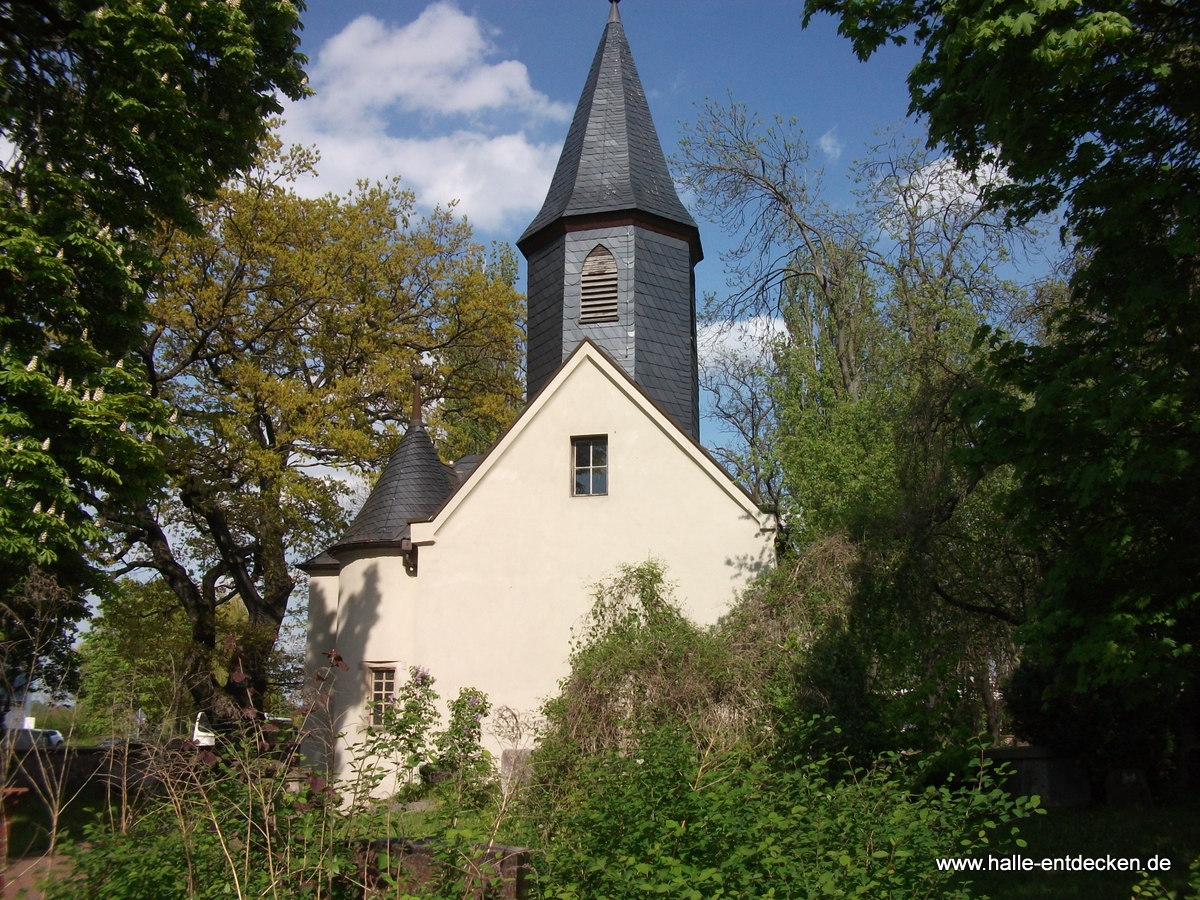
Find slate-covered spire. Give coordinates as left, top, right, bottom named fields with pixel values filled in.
left=517, top=0, right=699, bottom=255
left=329, top=375, right=454, bottom=553
left=519, top=2, right=703, bottom=438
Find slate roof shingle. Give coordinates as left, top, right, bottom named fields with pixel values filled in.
left=329, top=422, right=455, bottom=551
left=518, top=1, right=697, bottom=251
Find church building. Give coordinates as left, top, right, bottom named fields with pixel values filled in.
left=303, top=1, right=775, bottom=775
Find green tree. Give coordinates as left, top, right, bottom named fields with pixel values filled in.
left=74, top=578, right=206, bottom=738
left=0, top=567, right=84, bottom=717
left=699, top=319, right=787, bottom=525
left=109, top=139, right=524, bottom=719
left=0, top=1, right=307, bottom=606
left=803, top=0, right=1200, bottom=770
left=679, top=102, right=1046, bottom=744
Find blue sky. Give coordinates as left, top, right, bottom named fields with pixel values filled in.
left=280, top=1, right=926, bottom=289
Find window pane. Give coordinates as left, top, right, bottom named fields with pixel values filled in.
left=572, top=436, right=607, bottom=496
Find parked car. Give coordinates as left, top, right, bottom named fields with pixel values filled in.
left=3, top=728, right=64, bottom=749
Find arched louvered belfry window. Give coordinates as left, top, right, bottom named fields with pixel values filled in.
left=580, top=245, right=619, bottom=325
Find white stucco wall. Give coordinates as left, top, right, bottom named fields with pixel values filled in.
left=313, top=345, right=774, bottom=779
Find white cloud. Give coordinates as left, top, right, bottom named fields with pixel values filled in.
left=278, top=3, right=571, bottom=232
left=903, top=156, right=1008, bottom=215
left=287, top=127, right=562, bottom=231
left=819, top=127, right=844, bottom=161
left=698, top=316, right=788, bottom=371
left=307, top=7, right=568, bottom=124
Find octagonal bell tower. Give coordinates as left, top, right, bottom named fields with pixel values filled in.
left=517, top=0, right=703, bottom=438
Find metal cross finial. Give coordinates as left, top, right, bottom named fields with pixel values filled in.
left=410, top=368, right=425, bottom=428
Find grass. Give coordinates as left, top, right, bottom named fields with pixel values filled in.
left=963, top=800, right=1200, bottom=900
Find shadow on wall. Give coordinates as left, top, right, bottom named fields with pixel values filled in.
left=304, top=559, right=386, bottom=778
left=724, top=508, right=775, bottom=583
left=724, top=551, right=770, bottom=585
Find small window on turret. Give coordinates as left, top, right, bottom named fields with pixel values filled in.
left=369, top=666, right=396, bottom=727
left=580, top=245, right=619, bottom=324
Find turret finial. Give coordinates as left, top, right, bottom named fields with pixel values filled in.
left=410, top=368, right=425, bottom=428
left=609, top=0, right=620, bottom=24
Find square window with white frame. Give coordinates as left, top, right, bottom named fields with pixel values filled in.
left=572, top=435, right=608, bottom=496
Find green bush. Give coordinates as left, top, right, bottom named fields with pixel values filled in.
left=531, top=561, right=756, bottom=805
left=528, top=723, right=1038, bottom=900
left=43, top=666, right=500, bottom=900
left=1133, top=855, right=1200, bottom=900
left=515, top=560, right=1038, bottom=898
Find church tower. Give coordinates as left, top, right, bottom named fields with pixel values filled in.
left=518, top=0, right=703, bottom=438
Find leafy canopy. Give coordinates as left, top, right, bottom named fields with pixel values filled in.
left=0, top=0, right=308, bottom=599
left=802, top=0, right=1200, bottom=768
left=75, top=578, right=200, bottom=738
left=678, top=103, right=1050, bottom=747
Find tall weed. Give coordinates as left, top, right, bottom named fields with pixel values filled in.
left=42, top=665, right=504, bottom=900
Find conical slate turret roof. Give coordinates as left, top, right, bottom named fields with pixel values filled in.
left=518, top=1, right=697, bottom=252
left=330, top=422, right=454, bottom=551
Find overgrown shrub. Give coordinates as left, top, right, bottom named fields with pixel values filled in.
left=44, top=666, right=501, bottom=900
left=517, top=560, right=1039, bottom=899
left=530, top=561, right=758, bottom=810
left=1133, top=854, right=1200, bottom=899
left=525, top=722, right=1038, bottom=900
left=720, top=539, right=1015, bottom=763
